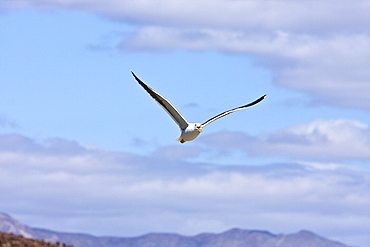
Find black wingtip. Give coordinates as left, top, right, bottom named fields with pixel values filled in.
left=243, top=94, right=267, bottom=108
left=256, top=94, right=267, bottom=103
left=258, top=94, right=267, bottom=102
left=130, top=70, right=143, bottom=83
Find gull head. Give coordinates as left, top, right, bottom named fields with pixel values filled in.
left=195, top=123, right=203, bottom=133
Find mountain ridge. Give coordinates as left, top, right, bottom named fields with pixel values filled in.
left=0, top=212, right=352, bottom=247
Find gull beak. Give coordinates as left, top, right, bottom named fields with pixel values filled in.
left=197, top=125, right=203, bottom=132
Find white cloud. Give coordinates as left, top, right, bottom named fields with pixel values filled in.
left=3, top=0, right=370, bottom=109
left=121, top=28, right=370, bottom=109
left=0, top=133, right=369, bottom=247
left=5, top=0, right=370, bottom=32
left=201, top=118, right=370, bottom=160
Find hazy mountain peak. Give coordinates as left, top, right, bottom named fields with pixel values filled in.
left=0, top=212, right=33, bottom=238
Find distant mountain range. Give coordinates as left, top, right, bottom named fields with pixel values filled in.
left=0, top=212, right=351, bottom=247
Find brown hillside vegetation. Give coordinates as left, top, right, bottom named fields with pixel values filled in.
left=0, top=232, right=72, bottom=247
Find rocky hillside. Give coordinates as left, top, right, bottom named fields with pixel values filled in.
left=0, top=232, right=72, bottom=247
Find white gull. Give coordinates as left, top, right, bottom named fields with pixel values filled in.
left=131, top=71, right=266, bottom=143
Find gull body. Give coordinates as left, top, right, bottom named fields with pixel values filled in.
left=131, top=71, right=266, bottom=143
left=176, top=123, right=203, bottom=143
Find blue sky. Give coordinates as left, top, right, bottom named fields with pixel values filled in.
left=1, top=1, right=370, bottom=247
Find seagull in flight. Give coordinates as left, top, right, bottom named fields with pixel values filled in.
left=131, top=71, right=266, bottom=143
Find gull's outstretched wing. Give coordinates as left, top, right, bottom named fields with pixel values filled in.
left=131, top=71, right=189, bottom=130
left=201, top=94, right=266, bottom=127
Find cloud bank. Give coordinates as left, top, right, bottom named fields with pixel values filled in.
left=2, top=0, right=370, bottom=110
left=201, top=118, right=370, bottom=160
left=0, top=123, right=369, bottom=246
